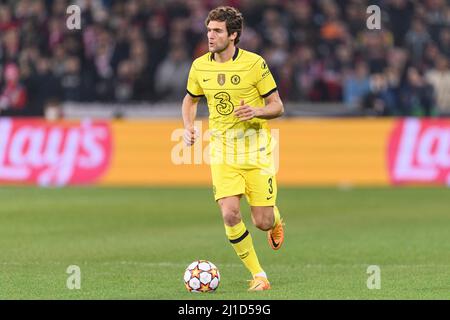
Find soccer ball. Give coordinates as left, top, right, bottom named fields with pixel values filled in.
left=183, top=260, right=220, bottom=293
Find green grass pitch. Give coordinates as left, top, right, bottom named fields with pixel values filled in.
left=0, top=186, right=449, bottom=299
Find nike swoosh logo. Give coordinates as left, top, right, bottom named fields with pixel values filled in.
left=252, top=283, right=262, bottom=290
left=239, top=252, right=250, bottom=259
left=266, top=196, right=273, bottom=200
left=203, top=79, right=211, bottom=82
left=270, top=235, right=279, bottom=248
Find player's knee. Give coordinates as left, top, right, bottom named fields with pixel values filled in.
left=218, top=201, right=241, bottom=226
left=251, top=207, right=274, bottom=231
left=253, top=217, right=273, bottom=231
left=221, top=208, right=241, bottom=226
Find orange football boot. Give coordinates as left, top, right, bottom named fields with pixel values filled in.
left=248, top=276, right=271, bottom=291
left=267, top=218, right=284, bottom=250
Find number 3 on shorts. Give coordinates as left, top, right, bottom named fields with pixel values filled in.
left=268, top=177, right=273, bottom=194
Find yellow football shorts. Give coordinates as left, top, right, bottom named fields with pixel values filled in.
left=210, top=152, right=277, bottom=206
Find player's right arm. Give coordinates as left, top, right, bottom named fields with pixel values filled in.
left=183, top=61, right=205, bottom=146
left=182, top=94, right=200, bottom=146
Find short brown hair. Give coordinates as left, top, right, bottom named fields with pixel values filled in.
left=205, top=6, right=244, bottom=45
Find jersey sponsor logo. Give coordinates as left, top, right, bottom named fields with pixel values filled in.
left=262, top=70, right=270, bottom=79
left=0, top=118, right=112, bottom=186
left=388, top=118, right=450, bottom=185
left=231, top=75, right=240, bottom=85
left=217, top=73, right=226, bottom=86
left=261, top=61, right=267, bottom=69
left=203, top=78, right=211, bottom=82
left=214, top=92, right=234, bottom=116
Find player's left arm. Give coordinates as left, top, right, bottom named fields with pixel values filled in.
left=235, top=91, right=284, bottom=121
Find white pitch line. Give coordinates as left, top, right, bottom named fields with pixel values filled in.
left=0, top=261, right=449, bottom=268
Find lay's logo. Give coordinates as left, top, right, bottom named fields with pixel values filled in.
left=388, top=118, right=450, bottom=185
left=0, top=118, right=112, bottom=186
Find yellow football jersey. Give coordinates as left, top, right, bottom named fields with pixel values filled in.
left=186, top=48, right=277, bottom=161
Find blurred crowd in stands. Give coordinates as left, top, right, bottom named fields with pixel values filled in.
left=1, top=0, right=450, bottom=117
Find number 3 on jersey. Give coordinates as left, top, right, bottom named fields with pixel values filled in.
left=214, top=92, right=234, bottom=116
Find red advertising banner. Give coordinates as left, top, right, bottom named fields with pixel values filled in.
left=0, top=118, right=112, bottom=186
left=1, top=117, right=449, bottom=187
left=388, top=118, right=450, bottom=185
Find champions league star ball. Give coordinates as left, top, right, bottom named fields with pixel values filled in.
left=184, top=260, right=220, bottom=293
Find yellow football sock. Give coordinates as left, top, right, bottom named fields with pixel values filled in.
left=272, top=206, right=281, bottom=228
left=225, top=220, right=264, bottom=277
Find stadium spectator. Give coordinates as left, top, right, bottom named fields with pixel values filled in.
left=343, top=61, right=371, bottom=109
left=0, top=4, right=18, bottom=32
left=398, top=66, right=435, bottom=116
left=362, top=72, right=398, bottom=116
left=92, top=27, right=116, bottom=101
left=386, top=0, right=415, bottom=47
left=25, top=55, right=62, bottom=116
left=287, top=0, right=318, bottom=47
left=0, top=0, right=449, bottom=117
left=154, top=45, right=191, bottom=101
left=438, top=28, right=450, bottom=57
left=0, top=63, right=27, bottom=116
left=61, top=56, right=83, bottom=101
left=114, top=59, right=135, bottom=102
left=426, top=55, right=450, bottom=114
left=291, top=45, right=321, bottom=101
left=405, top=18, right=431, bottom=64
left=2, top=29, right=20, bottom=62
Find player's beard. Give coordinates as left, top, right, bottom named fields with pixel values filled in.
left=210, top=41, right=230, bottom=54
